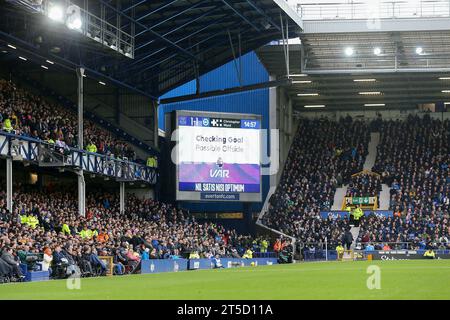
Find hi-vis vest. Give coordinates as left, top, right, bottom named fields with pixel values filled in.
left=3, top=118, right=13, bottom=132
left=146, top=157, right=158, bottom=168
left=189, top=251, right=200, bottom=259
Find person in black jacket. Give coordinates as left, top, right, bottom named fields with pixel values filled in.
left=0, top=247, right=23, bottom=278
left=342, top=229, right=354, bottom=250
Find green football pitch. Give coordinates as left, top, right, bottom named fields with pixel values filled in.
left=0, top=260, right=449, bottom=300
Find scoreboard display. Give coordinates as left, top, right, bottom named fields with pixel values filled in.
left=174, top=110, right=262, bottom=202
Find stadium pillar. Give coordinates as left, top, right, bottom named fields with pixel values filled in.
left=76, top=67, right=86, bottom=217
left=6, top=157, right=12, bottom=212
left=120, top=182, right=125, bottom=214
left=153, top=100, right=159, bottom=149
left=243, top=203, right=254, bottom=235
left=76, top=68, right=84, bottom=150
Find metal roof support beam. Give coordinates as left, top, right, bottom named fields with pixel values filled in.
left=0, top=32, right=158, bottom=100
left=135, top=0, right=210, bottom=37
left=97, top=0, right=201, bottom=62
left=227, top=29, right=243, bottom=87
left=245, top=0, right=281, bottom=31
left=131, top=27, right=241, bottom=80
left=121, top=0, right=149, bottom=14
left=135, top=6, right=218, bottom=52
left=121, top=15, right=231, bottom=76
left=126, top=30, right=224, bottom=79
left=139, top=29, right=272, bottom=87
left=280, top=13, right=290, bottom=76
left=221, top=0, right=261, bottom=32
left=135, top=0, right=182, bottom=23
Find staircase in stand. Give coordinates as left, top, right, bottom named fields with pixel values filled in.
left=332, top=185, right=348, bottom=210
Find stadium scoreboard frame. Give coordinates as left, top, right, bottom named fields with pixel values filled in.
left=169, top=110, right=263, bottom=203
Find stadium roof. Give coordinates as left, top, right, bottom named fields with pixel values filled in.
left=257, top=42, right=450, bottom=111
left=0, top=0, right=302, bottom=99
left=256, top=1, right=450, bottom=111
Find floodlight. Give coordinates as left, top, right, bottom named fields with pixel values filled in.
left=345, top=47, right=354, bottom=56
left=416, top=47, right=423, bottom=55
left=48, top=5, right=64, bottom=22
left=66, top=5, right=82, bottom=30
left=373, top=47, right=382, bottom=55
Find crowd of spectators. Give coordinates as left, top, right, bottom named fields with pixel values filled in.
left=261, top=117, right=370, bottom=248
left=345, top=173, right=382, bottom=198
left=0, top=79, right=137, bottom=160
left=357, top=115, right=450, bottom=249
left=0, top=183, right=260, bottom=281
left=262, top=114, right=449, bottom=253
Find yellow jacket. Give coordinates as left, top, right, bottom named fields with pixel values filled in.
left=189, top=251, right=200, bottom=259
left=26, top=215, right=39, bottom=228
left=3, top=118, right=13, bottom=132
left=86, top=144, right=97, bottom=153
left=62, top=223, right=71, bottom=235
left=242, top=249, right=253, bottom=259
left=353, top=208, right=364, bottom=220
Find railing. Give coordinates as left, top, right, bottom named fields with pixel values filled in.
left=299, top=241, right=450, bottom=261
left=355, top=241, right=414, bottom=250
left=0, top=132, right=157, bottom=184
left=293, top=0, right=450, bottom=20
left=253, top=252, right=278, bottom=259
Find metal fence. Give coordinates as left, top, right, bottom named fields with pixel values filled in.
left=289, top=0, right=450, bottom=20
left=354, top=242, right=413, bottom=250
left=0, top=131, right=157, bottom=184
left=299, top=241, right=450, bottom=261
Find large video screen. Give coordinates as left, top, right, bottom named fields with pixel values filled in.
left=175, top=110, right=262, bottom=202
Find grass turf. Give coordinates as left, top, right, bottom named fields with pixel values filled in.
left=0, top=260, right=449, bottom=300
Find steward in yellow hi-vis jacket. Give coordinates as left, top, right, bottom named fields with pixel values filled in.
left=423, top=249, right=436, bottom=259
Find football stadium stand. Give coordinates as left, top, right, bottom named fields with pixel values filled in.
left=1, top=1, right=450, bottom=302
left=259, top=115, right=450, bottom=258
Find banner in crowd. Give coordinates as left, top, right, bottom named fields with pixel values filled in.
left=345, top=197, right=376, bottom=205
left=320, top=210, right=393, bottom=219
left=141, top=258, right=278, bottom=274
left=368, top=250, right=450, bottom=260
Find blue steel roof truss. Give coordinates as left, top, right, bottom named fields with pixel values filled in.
left=0, top=0, right=299, bottom=98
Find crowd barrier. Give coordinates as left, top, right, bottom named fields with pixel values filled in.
left=302, top=249, right=450, bottom=261
left=369, top=250, right=450, bottom=260
left=141, top=258, right=278, bottom=274
left=320, top=210, right=393, bottom=219
left=20, top=264, right=50, bottom=282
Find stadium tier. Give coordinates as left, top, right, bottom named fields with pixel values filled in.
left=1, top=0, right=450, bottom=302
left=0, top=79, right=138, bottom=161
left=0, top=181, right=278, bottom=281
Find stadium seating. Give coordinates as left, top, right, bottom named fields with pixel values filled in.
left=345, top=173, right=382, bottom=198
left=262, top=115, right=449, bottom=252
left=261, top=117, right=370, bottom=249
left=357, top=115, right=450, bottom=249
left=0, top=183, right=267, bottom=281
left=0, top=79, right=137, bottom=161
